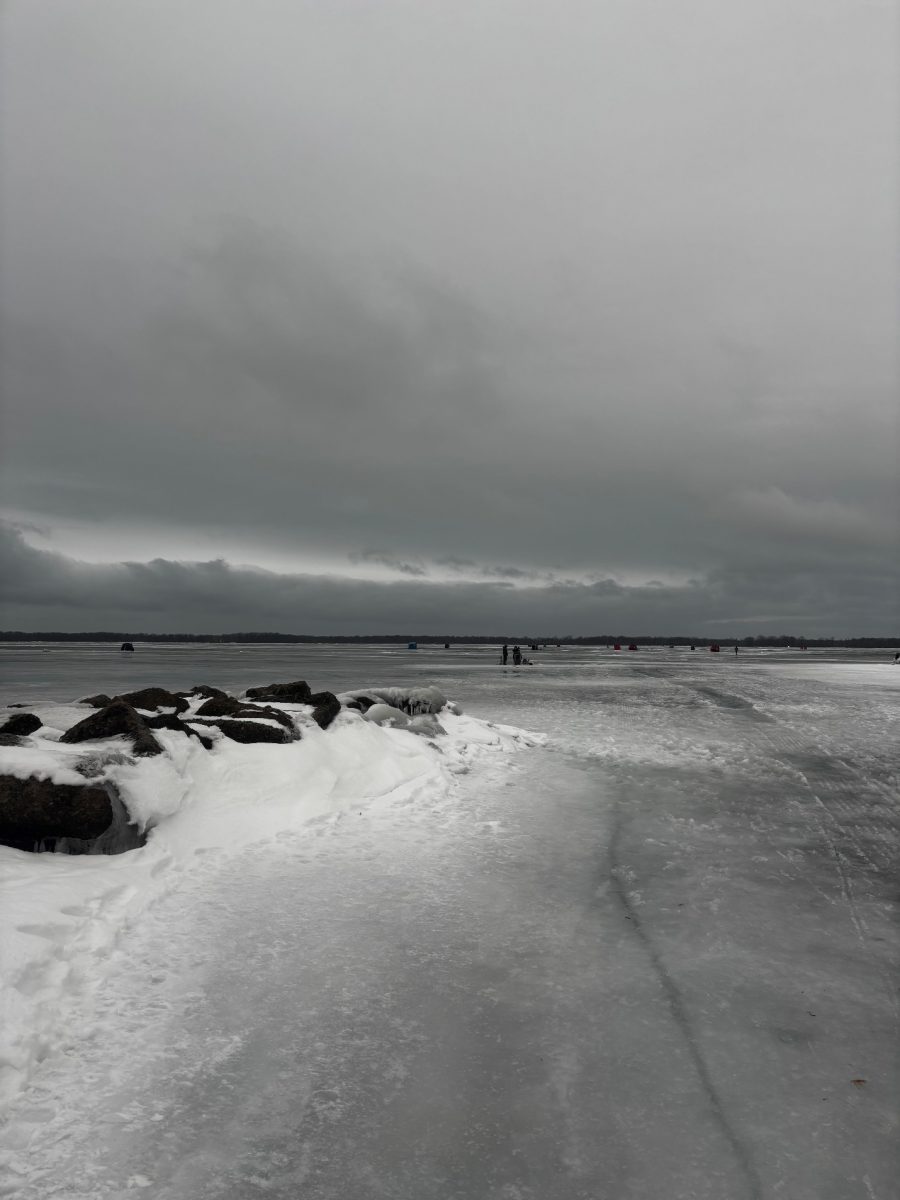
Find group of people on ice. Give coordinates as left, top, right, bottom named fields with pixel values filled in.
left=501, top=644, right=533, bottom=666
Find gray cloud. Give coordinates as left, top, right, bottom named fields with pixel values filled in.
left=1, top=523, right=896, bottom=637
left=0, top=1, right=896, bottom=633
left=349, top=550, right=429, bottom=577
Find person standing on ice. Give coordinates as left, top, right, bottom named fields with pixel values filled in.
left=734, top=644, right=739, bottom=655
left=501, top=644, right=509, bottom=665
left=512, top=645, right=522, bottom=666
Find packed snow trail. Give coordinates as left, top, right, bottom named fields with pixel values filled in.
left=1, top=649, right=897, bottom=1198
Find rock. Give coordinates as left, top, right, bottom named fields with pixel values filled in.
left=179, top=684, right=229, bottom=700
left=0, top=713, right=42, bottom=737
left=188, top=718, right=296, bottom=744
left=60, top=700, right=163, bottom=756
left=308, top=691, right=341, bottom=730
left=80, top=693, right=114, bottom=708
left=120, top=642, right=135, bottom=652
left=117, top=687, right=189, bottom=714
left=145, top=713, right=215, bottom=750
left=0, top=774, right=143, bottom=853
left=194, top=695, right=294, bottom=729
left=246, top=680, right=312, bottom=703
left=343, top=694, right=377, bottom=713
left=0, top=735, right=23, bottom=747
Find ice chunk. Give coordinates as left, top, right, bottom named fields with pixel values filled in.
left=350, top=686, right=447, bottom=716
left=362, top=703, right=411, bottom=728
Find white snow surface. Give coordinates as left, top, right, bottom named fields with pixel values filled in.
left=0, top=691, right=530, bottom=1114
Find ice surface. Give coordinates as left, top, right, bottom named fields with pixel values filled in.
left=0, top=648, right=897, bottom=1198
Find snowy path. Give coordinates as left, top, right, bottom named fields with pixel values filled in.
left=2, top=660, right=898, bottom=1199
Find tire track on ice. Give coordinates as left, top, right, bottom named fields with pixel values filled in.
left=606, top=804, right=764, bottom=1200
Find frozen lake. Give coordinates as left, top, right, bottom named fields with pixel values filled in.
left=1, top=644, right=898, bottom=1198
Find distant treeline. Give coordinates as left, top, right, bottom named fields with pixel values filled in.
left=2, top=631, right=898, bottom=648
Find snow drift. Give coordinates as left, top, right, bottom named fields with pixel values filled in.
left=0, top=684, right=531, bottom=1113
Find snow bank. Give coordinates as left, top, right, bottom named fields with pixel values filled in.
left=0, top=694, right=530, bottom=1112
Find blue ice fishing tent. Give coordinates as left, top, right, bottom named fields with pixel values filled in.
left=408, top=642, right=418, bottom=650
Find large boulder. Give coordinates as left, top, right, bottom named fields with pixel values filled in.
left=80, top=693, right=113, bottom=708
left=188, top=718, right=297, bottom=745
left=0, top=774, right=143, bottom=853
left=308, top=691, right=341, bottom=730
left=117, top=687, right=189, bottom=714
left=194, top=695, right=294, bottom=729
left=0, top=713, right=42, bottom=737
left=60, top=700, right=163, bottom=756
left=246, top=680, right=312, bottom=703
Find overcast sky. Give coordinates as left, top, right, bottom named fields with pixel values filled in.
left=1, top=0, right=897, bottom=635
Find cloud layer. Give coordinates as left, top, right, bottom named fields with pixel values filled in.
left=2, top=523, right=895, bottom=637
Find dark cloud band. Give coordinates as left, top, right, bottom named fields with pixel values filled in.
left=1, top=524, right=895, bottom=637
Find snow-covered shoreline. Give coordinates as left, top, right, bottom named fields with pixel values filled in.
left=0, top=685, right=535, bottom=1113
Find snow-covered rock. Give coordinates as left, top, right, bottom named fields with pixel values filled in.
left=59, top=701, right=164, bottom=757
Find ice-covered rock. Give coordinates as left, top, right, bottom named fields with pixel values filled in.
left=308, top=691, right=341, bottom=729
left=60, top=701, right=164, bottom=757
left=117, top=687, right=189, bottom=714
left=0, top=774, right=143, bottom=854
left=194, top=695, right=294, bottom=729
left=0, top=713, right=42, bottom=738
left=340, top=693, right=377, bottom=713
left=188, top=718, right=297, bottom=744
left=144, top=713, right=214, bottom=749
left=342, top=686, right=447, bottom=716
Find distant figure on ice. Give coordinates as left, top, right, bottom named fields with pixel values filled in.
left=501, top=644, right=509, bottom=665
left=512, top=645, right=522, bottom=666
left=734, top=645, right=739, bottom=655
left=894, top=651, right=899, bottom=662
